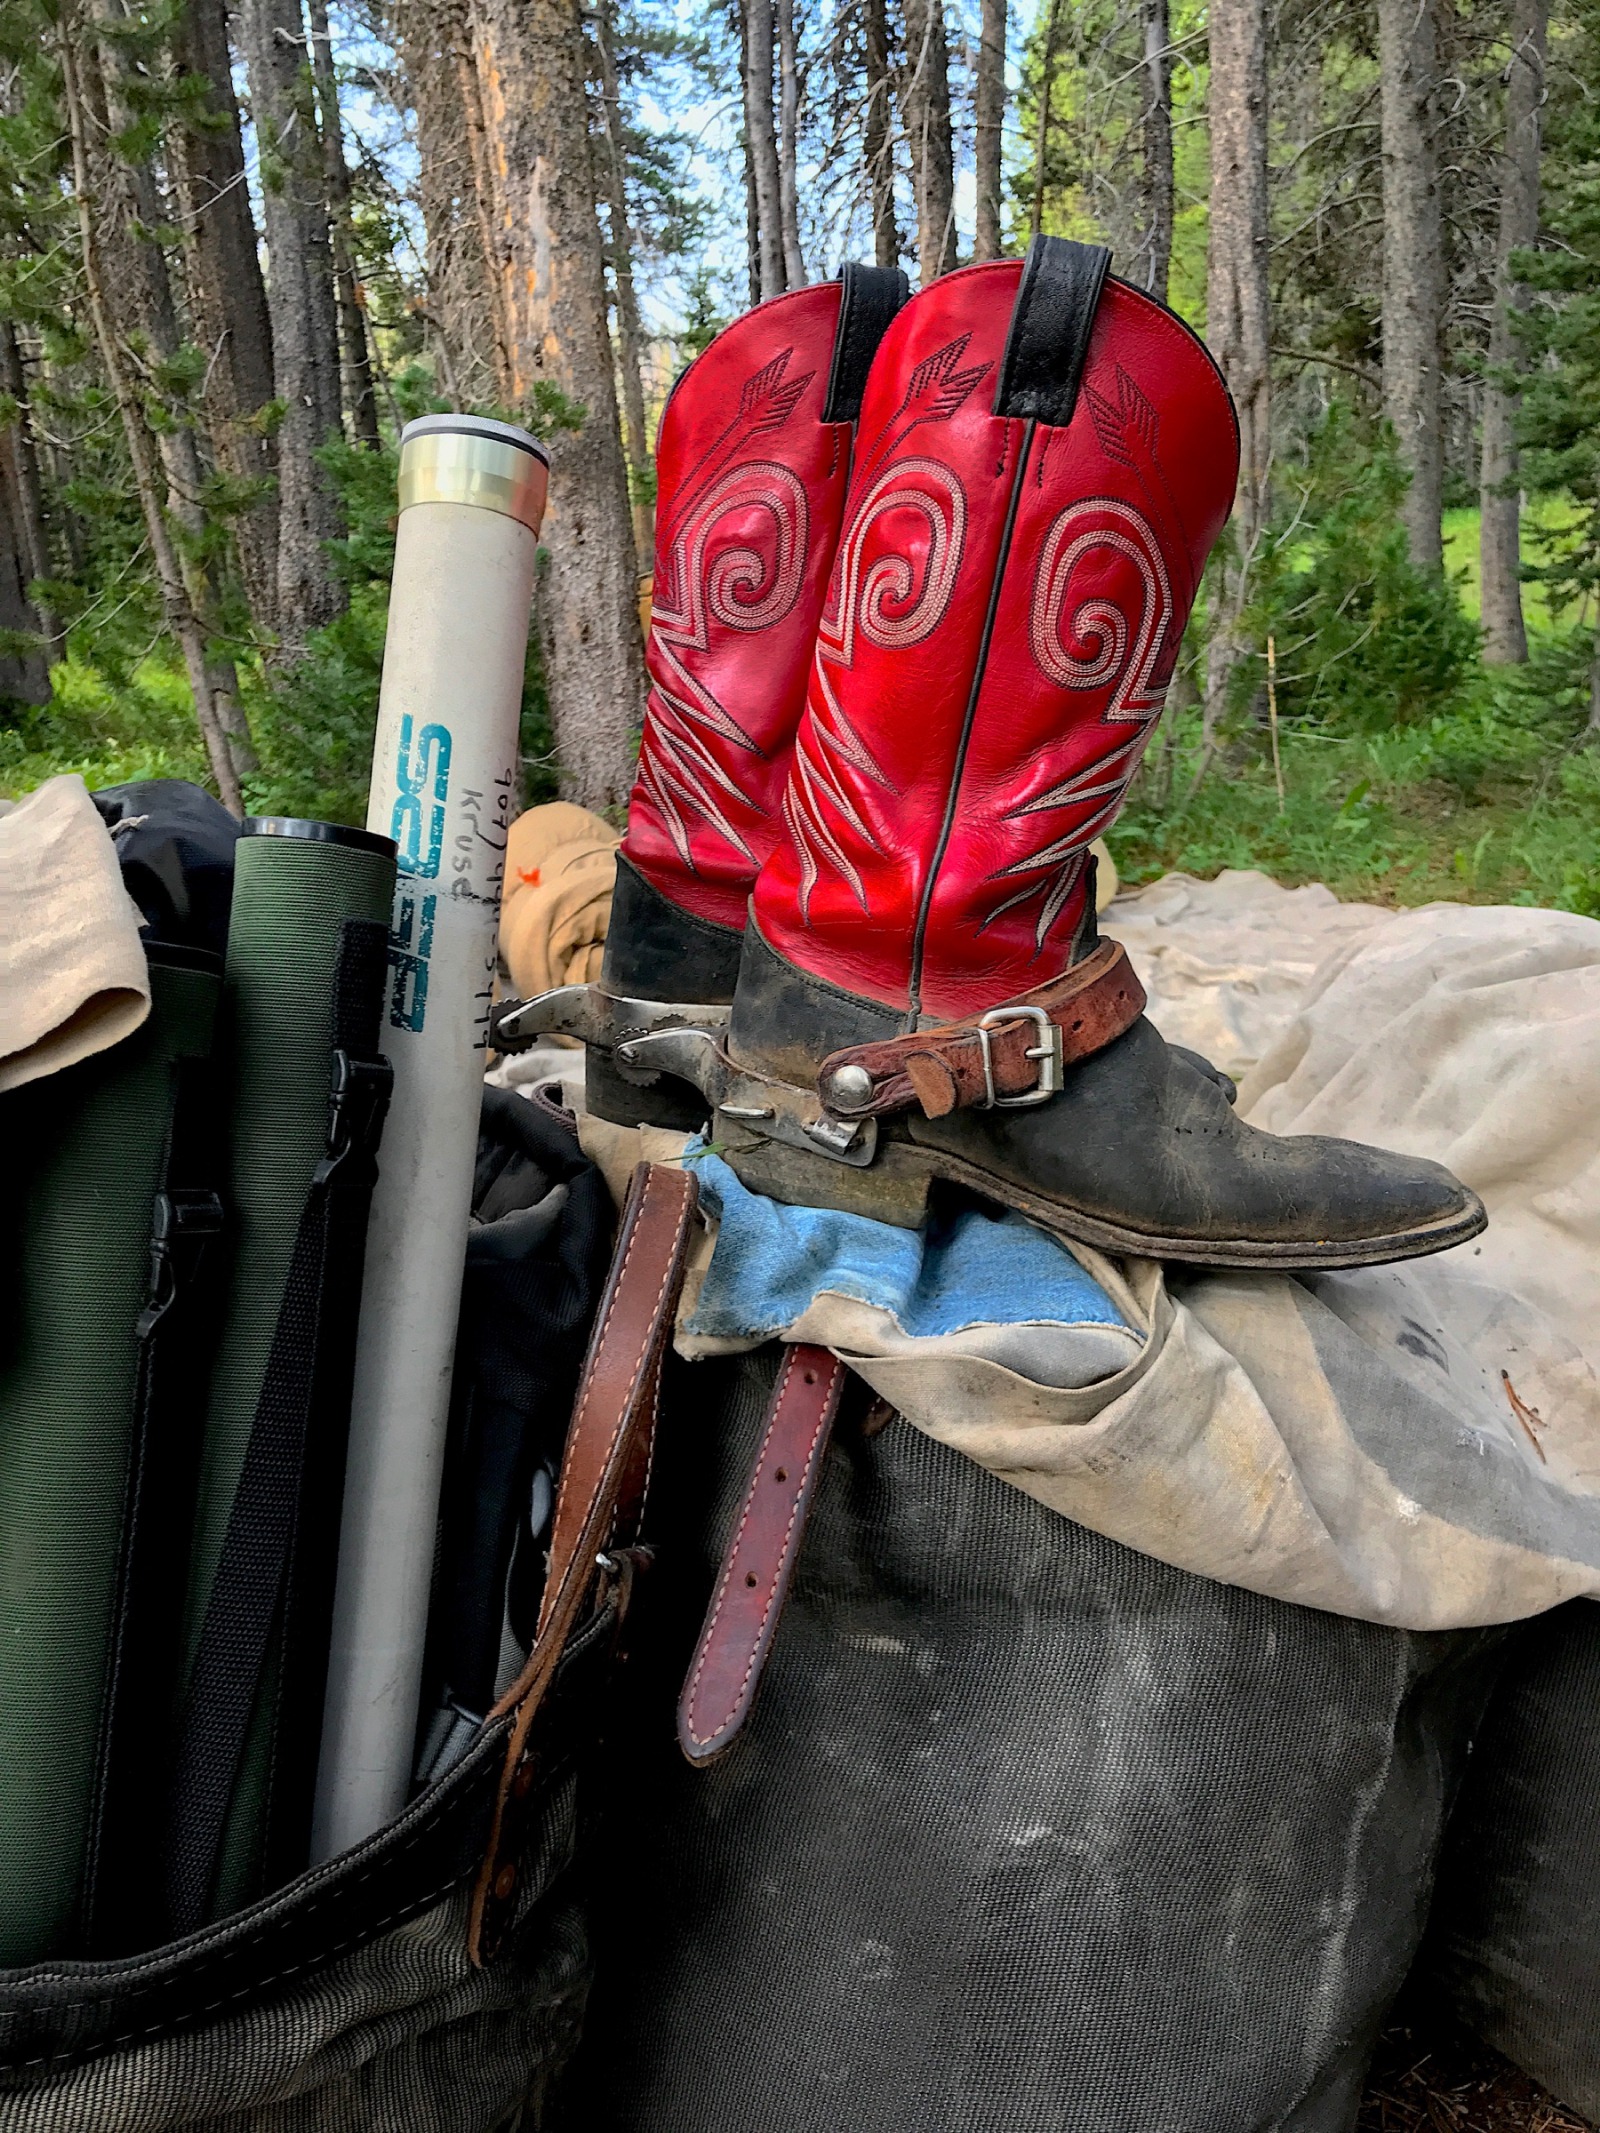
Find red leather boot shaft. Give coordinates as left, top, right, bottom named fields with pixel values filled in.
left=621, top=284, right=853, bottom=934
left=754, top=260, right=1238, bottom=1018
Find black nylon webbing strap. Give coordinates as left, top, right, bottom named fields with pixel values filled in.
left=162, top=920, right=391, bottom=1936
left=83, top=1056, right=225, bottom=1955
left=994, top=235, right=1112, bottom=427
left=264, top=926, right=392, bottom=1892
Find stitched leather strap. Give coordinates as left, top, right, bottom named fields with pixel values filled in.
left=995, top=235, right=1112, bottom=425
left=823, top=263, right=912, bottom=422
left=818, top=939, right=1146, bottom=1121
left=469, top=1160, right=696, bottom=1964
left=678, top=1345, right=847, bottom=1766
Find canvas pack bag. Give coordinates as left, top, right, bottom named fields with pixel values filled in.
left=0, top=1162, right=696, bottom=2133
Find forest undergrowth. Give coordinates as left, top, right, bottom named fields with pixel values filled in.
left=1110, top=425, right=1600, bottom=918
left=1111, top=648, right=1600, bottom=916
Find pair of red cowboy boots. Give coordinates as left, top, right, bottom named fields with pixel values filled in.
left=498, top=241, right=1483, bottom=1269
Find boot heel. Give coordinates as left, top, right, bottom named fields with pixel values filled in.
left=722, top=1129, right=932, bottom=1231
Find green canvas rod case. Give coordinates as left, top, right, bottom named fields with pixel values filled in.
left=162, top=818, right=397, bottom=1935
left=0, top=940, right=224, bottom=1964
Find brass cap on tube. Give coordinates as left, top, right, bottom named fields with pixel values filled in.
left=397, top=415, right=550, bottom=533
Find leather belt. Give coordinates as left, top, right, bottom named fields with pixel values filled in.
left=678, top=1345, right=847, bottom=1765
left=470, top=1160, right=697, bottom=1964
left=817, top=938, right=1145, bottom=1121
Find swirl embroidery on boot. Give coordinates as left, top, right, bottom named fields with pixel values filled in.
left=784, top=457, right=968, bottom=914
left=1027, top=496, right=1171, bottom=716
left=778, top=334, right=990, bottom=918
left=638, top=452, right=811, bottom=870
left=982, top=497, right=1173, bottom=946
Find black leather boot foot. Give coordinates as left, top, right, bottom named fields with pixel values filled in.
left=720, top=925, right=1486, bottom=1270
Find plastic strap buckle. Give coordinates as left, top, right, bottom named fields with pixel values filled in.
left=140, top=1188, right=226, bottom=1337
left=317, top=1049, right=395, bottom=1186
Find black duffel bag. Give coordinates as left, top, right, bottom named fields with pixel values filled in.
left=1420, top=1597, right=1600, bottom=2124
left=562, top=1341, right=1513, bottom=2133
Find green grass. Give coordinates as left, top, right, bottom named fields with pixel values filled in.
left=1441, top=498, right=1586, bottom=634
left=0, top=657, right=209, bottom=797
left=1114, top=685, right=1600, bottom=918
left=1112, top=503, right=1600, bottom=919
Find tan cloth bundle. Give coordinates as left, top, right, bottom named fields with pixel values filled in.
left=499, top=802, right=620, bottom=997
left=0, top=773, right=150, bottom=1092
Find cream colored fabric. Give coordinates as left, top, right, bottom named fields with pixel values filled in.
left=1088, top=836, right=1117, bottom=909
left=499, top=802, right=620, bottom=997
left=0, top=774, right=149, bottom=1092
left=1100, top=867, right=1391, bottom=1082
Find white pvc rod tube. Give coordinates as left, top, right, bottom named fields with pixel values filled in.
left=313, top=415, right=548, bottom=1859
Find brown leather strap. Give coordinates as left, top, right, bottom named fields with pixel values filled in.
left=469, top=1160, right=696, bottom=1964
left=818, top=939, right=1145, bottom=1120
left=677, top=1344, right=847, bottom=1766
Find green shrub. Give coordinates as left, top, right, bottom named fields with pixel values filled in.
left=1243, top=407, right=1481, bottom=732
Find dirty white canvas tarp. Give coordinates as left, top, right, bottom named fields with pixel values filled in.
left=570, top=874, right=1600, bottom=1634
left=874, top=886, right=1600, bottom=1629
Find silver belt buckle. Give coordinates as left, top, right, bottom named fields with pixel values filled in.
left=976, top=1004, right=1063, bottom=1108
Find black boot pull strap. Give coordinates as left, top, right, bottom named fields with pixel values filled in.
left=823, top=262, right=912, bottom=423
left=995, top=236, right=1112, bottom=428
left=162, top=919, right=391, bottom=1937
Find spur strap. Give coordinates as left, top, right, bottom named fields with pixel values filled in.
left=818, top=939, right=1145, bottom=1122
left=678, top=1345, right=847, bottom=1765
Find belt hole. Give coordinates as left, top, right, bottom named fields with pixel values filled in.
left=745, top=1572, right=759, bottom=1587
left=802, top=1370, right=816, bottom=1385
left=775, top=1467, right=788, bottom=1482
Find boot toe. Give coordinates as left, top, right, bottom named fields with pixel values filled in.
left=1272, top=1132, right=1484, bottom=1247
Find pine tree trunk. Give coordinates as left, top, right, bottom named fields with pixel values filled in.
left=742, top=0, right=786, bottom=298
left=1203, top=0, right=1270, bottom=752
left=1140, top=0, right=1174, bottom=302
left=901, top=0, right=956, bottom=283
left=91, top=16, right=257, bottom=780
left=1030, top=0, right=1063, bottom=241
left=60, top=17, right=243, bottom=812
left=0, top=410, right=49, bottom=703
left=307, top=0, right=381, bottom=446
left=170, top=0, right=280, bottom=642
left=776, top=0, right=805, bottom=286
left=237, top=0, right=346, bottom=648
left=0, top=318, right=61, bottom=655
left=1379, top=0, right=1444, bottom=572
left=737, top=0, right=760, bottom=302
left=864, top=0, right=898, bottom=269
left=471, top=0, right=646, bottom=812
left=972, top=0, right=1005, bottom=262
left=596, top=0, right=655, bottom=567
left=0, top=495, right=47, bottom=701
left=399, top=0, right=503, bottom=405
left=1480, top=0, right=1545, bottom=665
